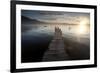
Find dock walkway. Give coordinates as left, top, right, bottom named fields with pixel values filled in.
left=43, top=27, right=69, bottom=61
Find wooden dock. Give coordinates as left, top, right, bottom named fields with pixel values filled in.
left=43, top=27, right=69, bottom=61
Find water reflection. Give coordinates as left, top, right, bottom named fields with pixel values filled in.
left=22, top=24, right=90, bottom=38
left=21, top=24, right=90, bottom=62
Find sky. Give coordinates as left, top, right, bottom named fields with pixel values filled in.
left=21, top=10, right=90, bottom=24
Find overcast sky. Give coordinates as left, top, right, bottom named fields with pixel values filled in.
left=21, top=10, right=90, bottom=24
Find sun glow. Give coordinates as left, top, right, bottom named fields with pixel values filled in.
left=77, top=20, right=87, bottom=34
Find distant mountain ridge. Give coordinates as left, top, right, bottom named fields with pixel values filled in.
left=21, top=15, right=46, bottom=24
left=21, top=15, right=82, bottom=25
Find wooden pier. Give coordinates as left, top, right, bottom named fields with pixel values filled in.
left=43, top=27, right=69, bottom=61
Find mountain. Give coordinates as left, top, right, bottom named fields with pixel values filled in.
left=21, top=16, right=46, bottom=24
left=21, top=16, right=79, bottom=25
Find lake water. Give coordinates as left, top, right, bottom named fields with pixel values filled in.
left=22, top=24, right=90, bottom=45
left=21, top=24, right=90, bottom=62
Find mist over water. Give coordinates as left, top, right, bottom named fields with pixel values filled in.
left=22, top=24, right=90, bottom=44
left=21, top=23, right=90, bottom=63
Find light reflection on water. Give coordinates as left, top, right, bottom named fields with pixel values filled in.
left=22, top=24, right=90, bottom=45
left=22, top=24, right=90, bottom=38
